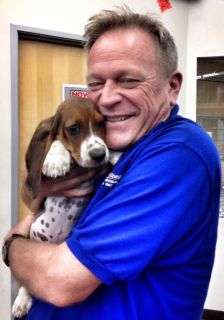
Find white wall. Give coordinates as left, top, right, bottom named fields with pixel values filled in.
left=187, top=0, right=224, bottom=311
left=3, top=0, right=224, bottom=318
left=205, top=220, right=224, bottom=311
left=187, top=0, right=224, bottom=120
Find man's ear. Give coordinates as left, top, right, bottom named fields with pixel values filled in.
left=168, top=71, right=183, bottom=107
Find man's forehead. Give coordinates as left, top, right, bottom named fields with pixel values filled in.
left=87, top=28, right=157, bottom=69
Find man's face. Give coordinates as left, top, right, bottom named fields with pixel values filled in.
left=87, top=27, right=180, bottom=150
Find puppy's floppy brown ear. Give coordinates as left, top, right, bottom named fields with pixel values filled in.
left=25, top=116, right=54, bottom=198
left=50, top=105, right=62, bottom=139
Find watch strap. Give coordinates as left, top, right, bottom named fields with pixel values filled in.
left=2, top=233, right=27, bottom=267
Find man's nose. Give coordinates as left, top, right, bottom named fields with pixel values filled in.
left=99, top=80, right=122, bottom=108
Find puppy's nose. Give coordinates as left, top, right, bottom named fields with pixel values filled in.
left=89, top=148, right=106, bottom=163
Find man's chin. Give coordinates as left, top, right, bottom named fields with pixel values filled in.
left=106, top=136, right=132, bottom=151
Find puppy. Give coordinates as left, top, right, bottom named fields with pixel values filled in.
left=12, top=96, right=116, bottom=317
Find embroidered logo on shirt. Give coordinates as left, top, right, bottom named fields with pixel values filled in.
left=102, top=172, right=122, bottom=187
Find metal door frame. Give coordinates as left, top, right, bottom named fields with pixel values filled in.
left=10, top=25, right=84, bottom=310
left=10, top=24, right=84, bottom=228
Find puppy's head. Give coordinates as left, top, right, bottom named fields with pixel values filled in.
left=25, top=96, right=109, bottom=198
left=52, top=96, right=109, bottom=168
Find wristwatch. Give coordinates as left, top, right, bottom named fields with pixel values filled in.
left=2, top=233, right=27, bottom=267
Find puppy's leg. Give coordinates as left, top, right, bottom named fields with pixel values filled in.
left=42, top=140, right=71, bottom=178
left=12, top=286, right=32, bottom=318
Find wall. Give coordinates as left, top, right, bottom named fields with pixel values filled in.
left=187, top=0, right=224, bottom=119
left=3, top=0, right=221, bottom=318
left=205, top=220, right=224, bottom=311
left=187, top=0, right=224, bottom=311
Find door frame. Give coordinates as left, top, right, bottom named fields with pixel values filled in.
left=10, top=24, right=84, bottom=308
left=10, top=24, right=84, bottom=228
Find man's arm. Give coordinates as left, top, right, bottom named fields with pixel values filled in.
left=6, top=171, right=102, bottom=308
left=9, top=238, right=101, bottom=307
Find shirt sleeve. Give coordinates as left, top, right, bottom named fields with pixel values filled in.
left=66, top=142, right=212, bottom=285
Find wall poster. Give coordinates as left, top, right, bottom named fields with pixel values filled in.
left=62, top=84, right=88, bottom=100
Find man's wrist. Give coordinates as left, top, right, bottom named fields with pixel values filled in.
left=2, top=233, right=28, bottom=267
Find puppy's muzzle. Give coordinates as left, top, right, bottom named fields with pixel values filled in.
left=80, top=137, right=109, bottom=168
left=89, top=148, right=107, bottom=163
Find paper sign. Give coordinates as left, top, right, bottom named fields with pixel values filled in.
left=62, top=84, right=88, bottom=100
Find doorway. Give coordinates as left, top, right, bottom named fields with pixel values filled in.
left=196, top=57, right=224, bottom=218
left=18, top=39, right=86, bottom=220
left=11, top=25, right=87, bottom=307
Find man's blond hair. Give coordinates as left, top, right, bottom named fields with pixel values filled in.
left=84, top=5, right=178, bottom=79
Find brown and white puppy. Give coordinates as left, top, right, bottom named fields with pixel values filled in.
left=12, top=96, right=113, bottom=318
left=25, top=96, right=110, bottom=199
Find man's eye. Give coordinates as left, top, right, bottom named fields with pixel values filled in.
left=119, top=78, right=140, bottom=88
left=88, top=82, right=104, bottom=91
left=67, top=124, right=81, bottom=135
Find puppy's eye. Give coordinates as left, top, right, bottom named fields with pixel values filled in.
left=67, top=124, right=81, bottom=135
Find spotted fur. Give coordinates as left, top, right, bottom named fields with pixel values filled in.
left=12, top=97, right=112, bottom=318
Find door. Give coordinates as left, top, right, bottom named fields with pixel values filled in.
left=197, top=57, right=224, bottom=312
left=196, top=57, right=224, bottom=186
left=19, top=39, right=86, bottom=220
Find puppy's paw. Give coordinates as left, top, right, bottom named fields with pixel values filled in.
left=42, top=154, right=71, bottom=177
left=12, top=287, right=32, bottom=318
left=42, top=140, right=71, bottom=178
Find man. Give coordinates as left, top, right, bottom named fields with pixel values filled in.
left=3, top=6, right=221, bottom=320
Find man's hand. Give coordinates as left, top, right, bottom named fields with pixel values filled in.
left=3, top=167, right=102, bottom=305
left=21, top=167, right=99, bottom=213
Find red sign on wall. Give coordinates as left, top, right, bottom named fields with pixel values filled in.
left=62, top=84, right=88, bottom=100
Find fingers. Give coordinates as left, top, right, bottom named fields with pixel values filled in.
left=40, top=168, right=98, bottom=198
left=20, top=167, right=100, bottom=214
left=54, top=168, right=97, bottom=187
left=51, top=184, right=95, bottom=198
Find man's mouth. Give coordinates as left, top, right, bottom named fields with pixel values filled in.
left=106, top=116, right=130, bottom=122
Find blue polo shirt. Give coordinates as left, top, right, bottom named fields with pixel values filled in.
left=26, top=105, right=221, bottom=320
